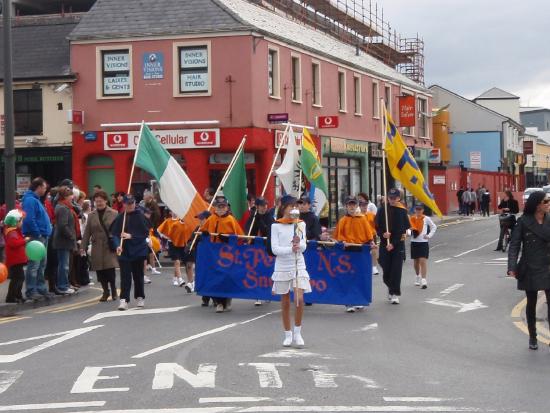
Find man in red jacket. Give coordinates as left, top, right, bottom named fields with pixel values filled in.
left=4, top=210, right=28, bottom=303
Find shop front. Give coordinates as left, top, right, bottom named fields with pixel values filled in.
left=321, top=136, right=369, bottom=227
left=0, top=147, right=72, bottom=202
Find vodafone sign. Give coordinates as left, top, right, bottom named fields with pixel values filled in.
left=104, top=129, right=220, bottom=150
left=317, top=115, right=339, bottom=129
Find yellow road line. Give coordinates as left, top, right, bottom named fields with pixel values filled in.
left=0, top=316, right=30, bottom=325
left=511, top=297, right=550, bottom=344
left=48, top=300, right=103, bottom=313
left=35, top=295, right=103, bottom=314
left=511, top=297, right=526, bottom=318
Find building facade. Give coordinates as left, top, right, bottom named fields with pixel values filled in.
left=520, top=107, right=550, bottom=132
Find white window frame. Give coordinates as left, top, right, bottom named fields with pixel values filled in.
left=353, top=74, right=362, bottom=116
left=172, top=40, right=212, bottom=98
left=96, top=45, right=133, bottom=100
left=417, top=96, right=428, bottom=138
left=291, top=53, right=302, bottom=103
left=311, top=60, right=322, bottom=107
left=268, top=46, right=281, bottom=99
left=372, top=80, right=380, bottom=119
left=338, top=69, right=347, bottom=113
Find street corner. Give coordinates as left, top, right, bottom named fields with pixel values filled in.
left=511, top=295, right=550, bottom=345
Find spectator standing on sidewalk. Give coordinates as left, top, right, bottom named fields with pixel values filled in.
left=461, top=188, right=471, bottom=216
left=508, top=191, right=550, bottom=350
left=457, top=187, right=465, bottom=215
left=22, top=178, right=53, bottom=300
left=481, top=189, right=491, bottom=217
left=4, top=210, right=28, bottom=303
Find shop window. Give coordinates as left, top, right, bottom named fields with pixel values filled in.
left=174, top=41, right=211, bottom=96
left=324, top=156, right=362, bottom=226
left=268, top=47, right=280, bottom=98
left=14, top=89, right=43, bottom=136
left=101, top=49, right=131, bottom=97
left=291, top=55, right=302, bottom=103
left=385, top=85, right=392, bottom=113
left=354, top=75, right=362, bottom=115
left=372, top=80, right=380, bottom=118
left=418, top=97, right=428, bottom=138
left=338, top=70, right=346, bottom=112
left=312, top=61, right=321, bottom=106
left=209, top=153, right=257, bottom=197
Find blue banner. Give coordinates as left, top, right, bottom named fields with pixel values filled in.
left=196, top=236, right=372, bottom=306
left=143, top=52, right=164, bottom=80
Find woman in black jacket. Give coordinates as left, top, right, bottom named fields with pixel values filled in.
left=495, top=190, right=520, bottom=251
left=508, top=191, right=550, bottom=350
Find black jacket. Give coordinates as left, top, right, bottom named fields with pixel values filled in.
left=375, top=204, right=411, bottom=247
left=300, top=211, right=321, bottom=240
left=498, top=199, right=519, bottom=214
left=245, top=210, right=275, bottom=237
left=109, top=210, right=152, bottom=261
left=508, top=214, right=550, bottom=291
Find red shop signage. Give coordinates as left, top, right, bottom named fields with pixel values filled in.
left=399, top=95, right=416, bottom=128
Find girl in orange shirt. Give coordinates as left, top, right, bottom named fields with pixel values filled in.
left=158, top=211, right=193, bottom=289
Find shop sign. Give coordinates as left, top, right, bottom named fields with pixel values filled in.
left=429, top=148, right=441, bottom=164
left=433, top=175, right=446, bottom=185
left=399, top=95, right=416, bottom=127
left=103, top=53, right=129, bottom=72
left=330, top=137, right=347, bottom=154
left=275, top=130, right=303, bottom=148
left=330, top=137, right=368, bottom=154
left=104, top=129, right=220, bottom=151
left=180, top=48, right=208, bottom=69
left=84, top=132, right=97, bottom=141
left=16, top=174, right=32, bottom=195
left=318, top=115, right=339, bottom=129
left=103, top=75, right=131, bottom=95
left=268, top=113, right=289, bottom=124
left=469, top=151, right=481, bottom=169
left=370, top=143, right=383, bottom=158
left=180, top=72, right=209, bottom=93
left=143, top=52, right=164, bottom=80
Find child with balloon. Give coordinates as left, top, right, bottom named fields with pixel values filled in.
left=3, top=210, right=28, bottom=303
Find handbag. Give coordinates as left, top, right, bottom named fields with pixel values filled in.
left=99, top=212, right=117, bottom=252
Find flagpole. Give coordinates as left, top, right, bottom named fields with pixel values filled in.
left=247, top=123, right=291, bottom=236
left=380, top=99, right=391, bottom=244
left=188, top=135, right=247, bottom=251
left=294, top=132, right=304, bottom=307
left=119, top=120, right=146, bottom=254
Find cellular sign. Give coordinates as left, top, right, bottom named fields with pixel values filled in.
left=318, top=115, right=339, bottom=129
left=106, top=133, right=129, bottom=149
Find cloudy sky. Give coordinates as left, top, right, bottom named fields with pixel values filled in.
left=380, top=0, right=550, bottom=108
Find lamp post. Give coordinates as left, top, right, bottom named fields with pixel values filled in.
left=2, top=0, right=15, bottom=209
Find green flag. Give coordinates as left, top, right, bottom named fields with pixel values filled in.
left=223, top=149, right=247, bottom=220
left=300, top=128, right=328, bottom=215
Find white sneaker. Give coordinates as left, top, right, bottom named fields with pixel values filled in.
left=62, top=288, right=75, bottom=295
left=354, top=306, right=364, bottom=310
left=391, top=295, right=400, bottom=305
left=346, top=306, right=356, bottom=313
left=254, top=300, right=263, bottom=306
left=414, top=275, right=421, bottom=286
left=172, top=278, right=179, bottom=286
left=136, top=297, right=145, bottom=308
left=184, top=282, right=194, bottom=293
left=293, top=326, right=305, bottom=347
left=216, top=304, right=224, bottom=313
left=372, top=266, right=379, bottom=275
left=152, top=268, right=161, bottom=274
left=144, top=276, right=152, bottom=284
left=283, top=331, right=293, bottom=347
left=178, top=277, right=186, bottom=287
left=118, top=299, right=128, bottom=311
left=146, top=264, right=153, bottom=272
left=421, top=278, right=428, bottom=289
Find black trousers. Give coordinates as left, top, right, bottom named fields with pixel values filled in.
left=5, top=264, right=25, bottom=303
left=97, top=268, right=117, bottom=298
left=379, top=242, right=405, bottom=296
left=119, top=259, right=145, bottom=302
left=525, top=290, right=550, bottom=339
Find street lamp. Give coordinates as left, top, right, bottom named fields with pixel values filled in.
left=2, top=0, right=15, bottom=209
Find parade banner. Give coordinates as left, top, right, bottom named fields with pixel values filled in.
left=196, top=236, right=372, bottom=305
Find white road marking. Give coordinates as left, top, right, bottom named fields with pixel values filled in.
left=440, top=284, right=464, bottom=296
left=56, top=407, right=484, bottom=413
left=199, top=397, right=271, bottom=404
left=434, top=258, right=451, bottom=263
left=71, top=365, right=136, bottom=394
left=0, top=326, right=103, bottom=363
left=353, top=323, right=378, bottom=332
left=453, top=239, right=498, bottom=258
left=307, top=366, right=338, bottom=388
left=152, top=363, right=216, bottom=389
left=239, top=363, right=289, bottom=388
left=0, top=401, right=106, bottom=411
left=259, top=349, right=335, bottom=359
left=492, top=257, right=508, bottom=261
left=383, top=398, right=461, bottom=402
left=342, top=375, right=380, bottom=389
left=429, top=243, right=447, bottom=250
left=133, top=311, right=279, bottom=359
left=426, top=298, right=488, bottom=313
left=0, top=371, right=23, bottom=394
left=83, top=306, right=190, bottom=324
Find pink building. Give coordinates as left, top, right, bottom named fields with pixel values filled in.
left=69, top=0, right=432, bottom=224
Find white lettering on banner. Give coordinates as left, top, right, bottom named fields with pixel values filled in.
left=180, top=73, right=209, bottom=93
left=180, top=49, right=208, bottom=69
left=103, top=53, right=129, bottom=72
left=104, top=129, right=220, bottom=150
left=71, top=365, right=135, bottom=394
left=152, top=363, right=216, bottom=389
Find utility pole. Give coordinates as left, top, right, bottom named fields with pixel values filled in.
left=2, top=0, right=15, bottom=209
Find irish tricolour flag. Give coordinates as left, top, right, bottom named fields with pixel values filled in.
left=135, top=124, right=208, bottom=227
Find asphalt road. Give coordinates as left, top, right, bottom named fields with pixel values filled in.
left=0, top=214, right=548, bottom=413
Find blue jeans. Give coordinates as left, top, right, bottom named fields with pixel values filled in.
left=25, top=236, right=49, bottom=297
left=56, top=249, right=71, bottom=292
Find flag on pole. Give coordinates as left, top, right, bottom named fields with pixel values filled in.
left=383, top=108, right=443, bottom=217
left=300, top=128, right=328, bottom=215
left=223, top=148, right=248, bottom=220
left=275, top=127, right=300, bottom=196
left=135, top=124, right=208, bottom=227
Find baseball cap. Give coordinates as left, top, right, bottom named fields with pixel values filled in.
left=345, top=196, right=358, bottom=204
left=255, top=197, right=267, bottom=206
left=297, top=196, right=311, bottom=204
left=214, top=196, right=228, bottom=206
left=123, top=194, right=136, bottom=204
left=388, top=188, right=401, bottom=199
left=414, top=204, right=425, bottom=210
left=280, top=194, right=298, bottom=207
left=196, top=210, right=212, bottom=220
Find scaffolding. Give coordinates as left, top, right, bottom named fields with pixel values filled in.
left=251, top=0, right=425, bottom=84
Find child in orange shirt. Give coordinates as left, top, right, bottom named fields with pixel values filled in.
left=158, top=211, right=193, bottom=290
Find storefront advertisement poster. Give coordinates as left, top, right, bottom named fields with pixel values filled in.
left=16, top=174, right=32, bottom=195
left=104, top=129, right=220, bottom=150
left=143, top=52, right=164, bottom=80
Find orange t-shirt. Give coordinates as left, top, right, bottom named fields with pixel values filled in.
left=157, top=218, right=193, bottom=247
left=333, top=214, right=374, bottom=244
left=201, top=214, right=244, bottom=242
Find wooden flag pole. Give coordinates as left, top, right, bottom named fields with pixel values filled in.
left=380, top=99, right=391, bottom=245
left=188, top=135, right=247, bottom=252
left=246, top=123, right=291, bottom=236
left=119, top=120, right=146, bottom=254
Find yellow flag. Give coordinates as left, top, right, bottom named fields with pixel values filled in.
left=384, top=108, right=443, bottom=217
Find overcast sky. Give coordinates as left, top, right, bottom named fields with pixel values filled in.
left=379, top=0, right=550, bottom=108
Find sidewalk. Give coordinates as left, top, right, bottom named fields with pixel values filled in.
left=432, top=212, right=495, bottom=226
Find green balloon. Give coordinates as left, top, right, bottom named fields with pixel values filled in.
left=26, top=240, right=47, bottom=261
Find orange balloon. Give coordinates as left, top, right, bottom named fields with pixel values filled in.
left=0, top=263, right=8, bottom=284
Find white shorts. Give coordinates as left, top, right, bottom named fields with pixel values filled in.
left=272, top=277, right=312, bottom=295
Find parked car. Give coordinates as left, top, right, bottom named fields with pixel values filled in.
left=523, top=187, right=543, bottom=203
left=543, top=185, right=550, bottom=194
